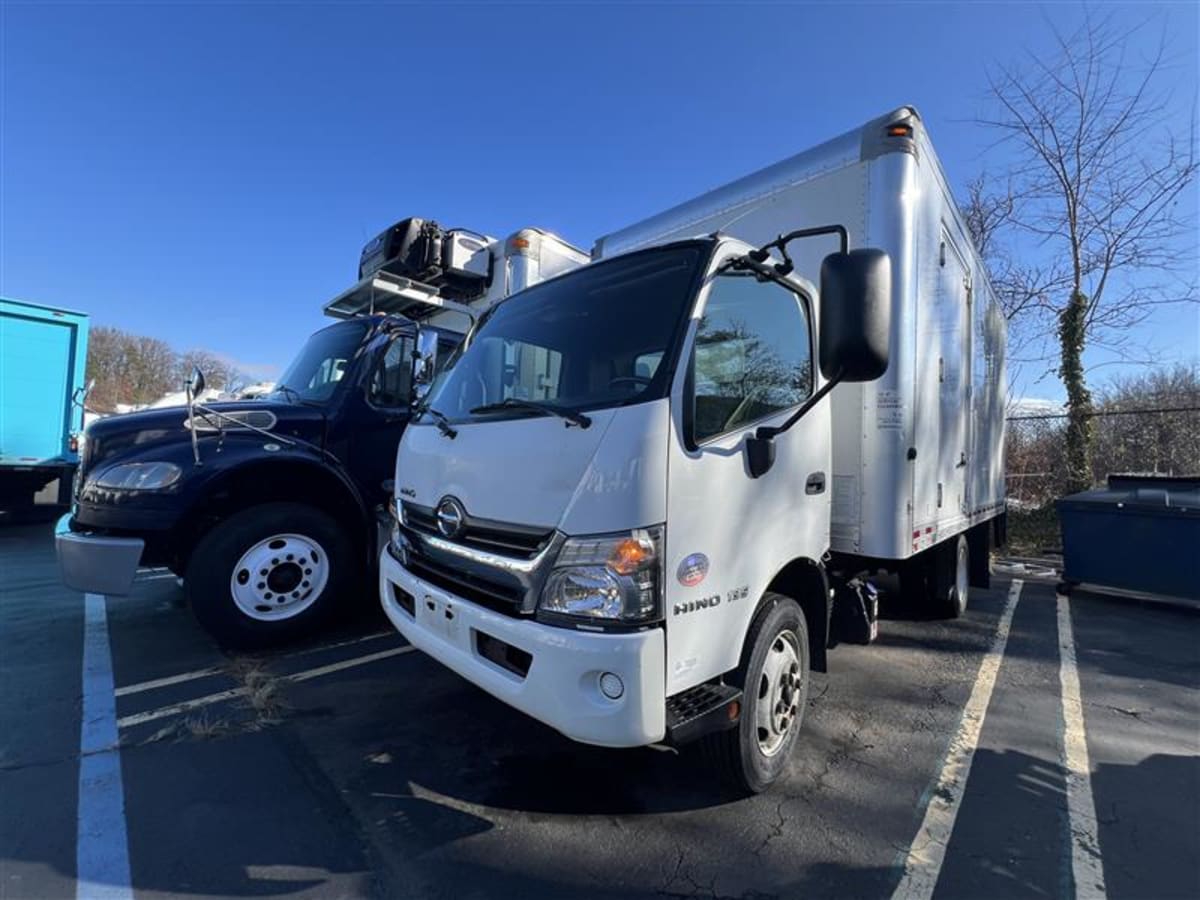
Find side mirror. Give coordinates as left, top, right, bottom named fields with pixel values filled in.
left=818, top=249, right=891, bottom=382
left=72, top=378, right=96, bottom=409
left=187, top=367, right=206, bottom=397
left=412, top=330, right=439, bottom=386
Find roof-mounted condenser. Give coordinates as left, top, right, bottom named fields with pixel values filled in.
left=325, top=218, right=497, bottom=320
left=357, top=218, right=494, bottom=299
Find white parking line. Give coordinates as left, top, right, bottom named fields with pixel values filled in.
left=114, top=630, right=396, bottom=697
left=892, top=579, right=1023, bottom=900
left=78, top=593, right=133, bottom=900
left=116, top=645, right=416, bottom=729
left=1057, top=592, right=1107, bottom=899
left=114, top=665, right=225, bottom=697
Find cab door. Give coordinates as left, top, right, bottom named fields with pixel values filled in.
left=664, top=250, right=830, bottom=695
left=344, top=332, right=416, bottom=510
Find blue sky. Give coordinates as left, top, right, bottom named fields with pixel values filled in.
left=2, top=0, right=1196, bottom=401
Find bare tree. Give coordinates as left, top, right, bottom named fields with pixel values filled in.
left=86, top=327, right=245, bottom=411
left=1092, top=363, right=1200, bottom=479
left=177, top=349, right=244, bottom=393
left=960, top=175, right=1072, bottom=361
left=85, top=327, right=175, bottom=410
left=84, top=326, right=129, bottom=412
left=974, top=13, right=1197, bottom=492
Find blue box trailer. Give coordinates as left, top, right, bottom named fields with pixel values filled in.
left=0, top=297, right=90, bottom=510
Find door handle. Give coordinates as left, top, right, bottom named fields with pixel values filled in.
left=805, top=472, right=826, bottom=495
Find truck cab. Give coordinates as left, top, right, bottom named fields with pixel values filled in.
left=380, top=233, right=890, bottom=792
left=57, top=218, right=586, bottom=647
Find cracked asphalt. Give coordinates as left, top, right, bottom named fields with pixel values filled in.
left=2, top=511, right=1198, bottom=899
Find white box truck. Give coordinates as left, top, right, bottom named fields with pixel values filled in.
left=378, top=107, right=1007, bottom=791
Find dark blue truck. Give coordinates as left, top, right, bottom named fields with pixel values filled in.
left=55, top=219, right=586, bottom=646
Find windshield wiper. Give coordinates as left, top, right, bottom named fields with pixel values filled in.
left=273, top=384, right=302, bottom=403
left=418, top=405, right=458, bottom=439
left=470, top=398, right=592, bottom=429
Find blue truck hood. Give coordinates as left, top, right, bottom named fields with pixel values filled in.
left=83, top=401, right=328, bottom=475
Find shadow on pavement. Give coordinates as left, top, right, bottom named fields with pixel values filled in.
left=1092, top=752, right=1200, bottom=900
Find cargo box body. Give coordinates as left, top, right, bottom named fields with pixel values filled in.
left=594, top=108, right=1006, bottom=562
left=1, top=297, right=89, bottom=507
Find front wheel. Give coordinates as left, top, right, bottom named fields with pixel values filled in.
left=702, top=593, right=810, bottom=794
left=185, top=503, right=355, bottom=648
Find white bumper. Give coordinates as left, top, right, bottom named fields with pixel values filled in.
left=379, top=548, right=666, bottom=747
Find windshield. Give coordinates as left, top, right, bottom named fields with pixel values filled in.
left=425, top=244, right=705, bottom=421
left=273, top=320, right=369, bottom=403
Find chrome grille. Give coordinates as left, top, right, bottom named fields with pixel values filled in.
left=402, top=502, right=553, bottom=559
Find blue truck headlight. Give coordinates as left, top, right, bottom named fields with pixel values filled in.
left=539, top=526, right=663, bottom=625
left=90, top=461, right=182, bottom=491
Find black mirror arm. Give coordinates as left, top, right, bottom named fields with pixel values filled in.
left=755, top=369, right=845, bottom=443
left=755, top=225, right=848, bottom=259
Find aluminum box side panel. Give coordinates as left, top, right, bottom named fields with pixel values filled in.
left=594, top=132, right=863, bottom=260
left=883, top=132, right=1007, bottom=561
left=834, top=152, right=920, bottom=559
left=916, top=127, right=1012, bottom=535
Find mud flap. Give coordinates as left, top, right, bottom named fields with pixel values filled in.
left=830, top=578, right=879, bottom=646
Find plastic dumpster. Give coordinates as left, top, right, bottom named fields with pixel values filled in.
left=1057, top=474, right=1200, bottom=600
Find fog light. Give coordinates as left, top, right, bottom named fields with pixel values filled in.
left=599, top=672, right=624, bottom=700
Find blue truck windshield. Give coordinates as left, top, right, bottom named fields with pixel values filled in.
left=273, top=320, right=369, bottom=404
left=426, top=244, right=705, bottom=421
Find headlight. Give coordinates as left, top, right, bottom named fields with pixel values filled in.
left=91, top=462, right=182, bottom=491
left=387, top=497, right=406, bottom=563
left=539, top=526, right=663, bottom=625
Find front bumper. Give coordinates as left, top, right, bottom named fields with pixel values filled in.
left=379, top=548, right=666, bottom=748
left=55, top=513, right=144, bottom=595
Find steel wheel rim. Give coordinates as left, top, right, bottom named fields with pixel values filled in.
left=755, top=629, right=802, bottom=757
left=955, top=539, right=969, bottom=610
left=230, top=533, right=329, bottom=621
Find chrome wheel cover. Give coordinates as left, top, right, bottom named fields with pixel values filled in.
left=755, top=629, right=803, bottom=757
left=955, top=538, right=969, bottom=611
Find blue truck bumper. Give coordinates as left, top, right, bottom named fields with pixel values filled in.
left=55, top=513, right=144, bottom=596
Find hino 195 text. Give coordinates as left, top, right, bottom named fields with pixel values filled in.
left=379, top=107, right=1007, bottom=792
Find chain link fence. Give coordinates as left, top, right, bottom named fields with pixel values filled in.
left=1004, top=403, right=1200, bottom=553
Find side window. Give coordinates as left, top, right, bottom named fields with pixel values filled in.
left=369, top=336, right=414, bottom=408
left=502, top=338, right=563, bottom=401
left=690, top=274, right=813, bottom=444
left=633, top=350, right=664, bottom=382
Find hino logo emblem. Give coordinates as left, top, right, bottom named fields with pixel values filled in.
left=435, top=496, right=466, bottom=539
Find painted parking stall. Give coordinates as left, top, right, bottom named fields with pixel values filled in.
left=3, top=518, right=1198, bottom=898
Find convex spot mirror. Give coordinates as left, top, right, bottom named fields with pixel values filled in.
left=187, top=367, right=206, bottom=397
left=818, top=248, right=891, bottom=382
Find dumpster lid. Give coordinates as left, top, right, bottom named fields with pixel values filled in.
left=1059, top=473, right=1200, bottom=512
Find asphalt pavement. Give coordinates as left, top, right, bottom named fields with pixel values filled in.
left=1, top=511, right=1197, bottom=899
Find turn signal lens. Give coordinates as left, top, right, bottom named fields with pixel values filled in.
left=608, top=537, right=653, bottom=575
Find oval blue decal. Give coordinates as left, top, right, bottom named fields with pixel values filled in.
left=677, top=553, right=709, bottom=587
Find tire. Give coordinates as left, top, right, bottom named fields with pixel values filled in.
left=185, top=502, right=355, bottom=648
left=900, top=536, right=969, bottom=620
left=898, top=558, right=930, bottom=614
left=929, top=535, right=970, bottom=619
left=702, top=593, right=810, bottom=794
